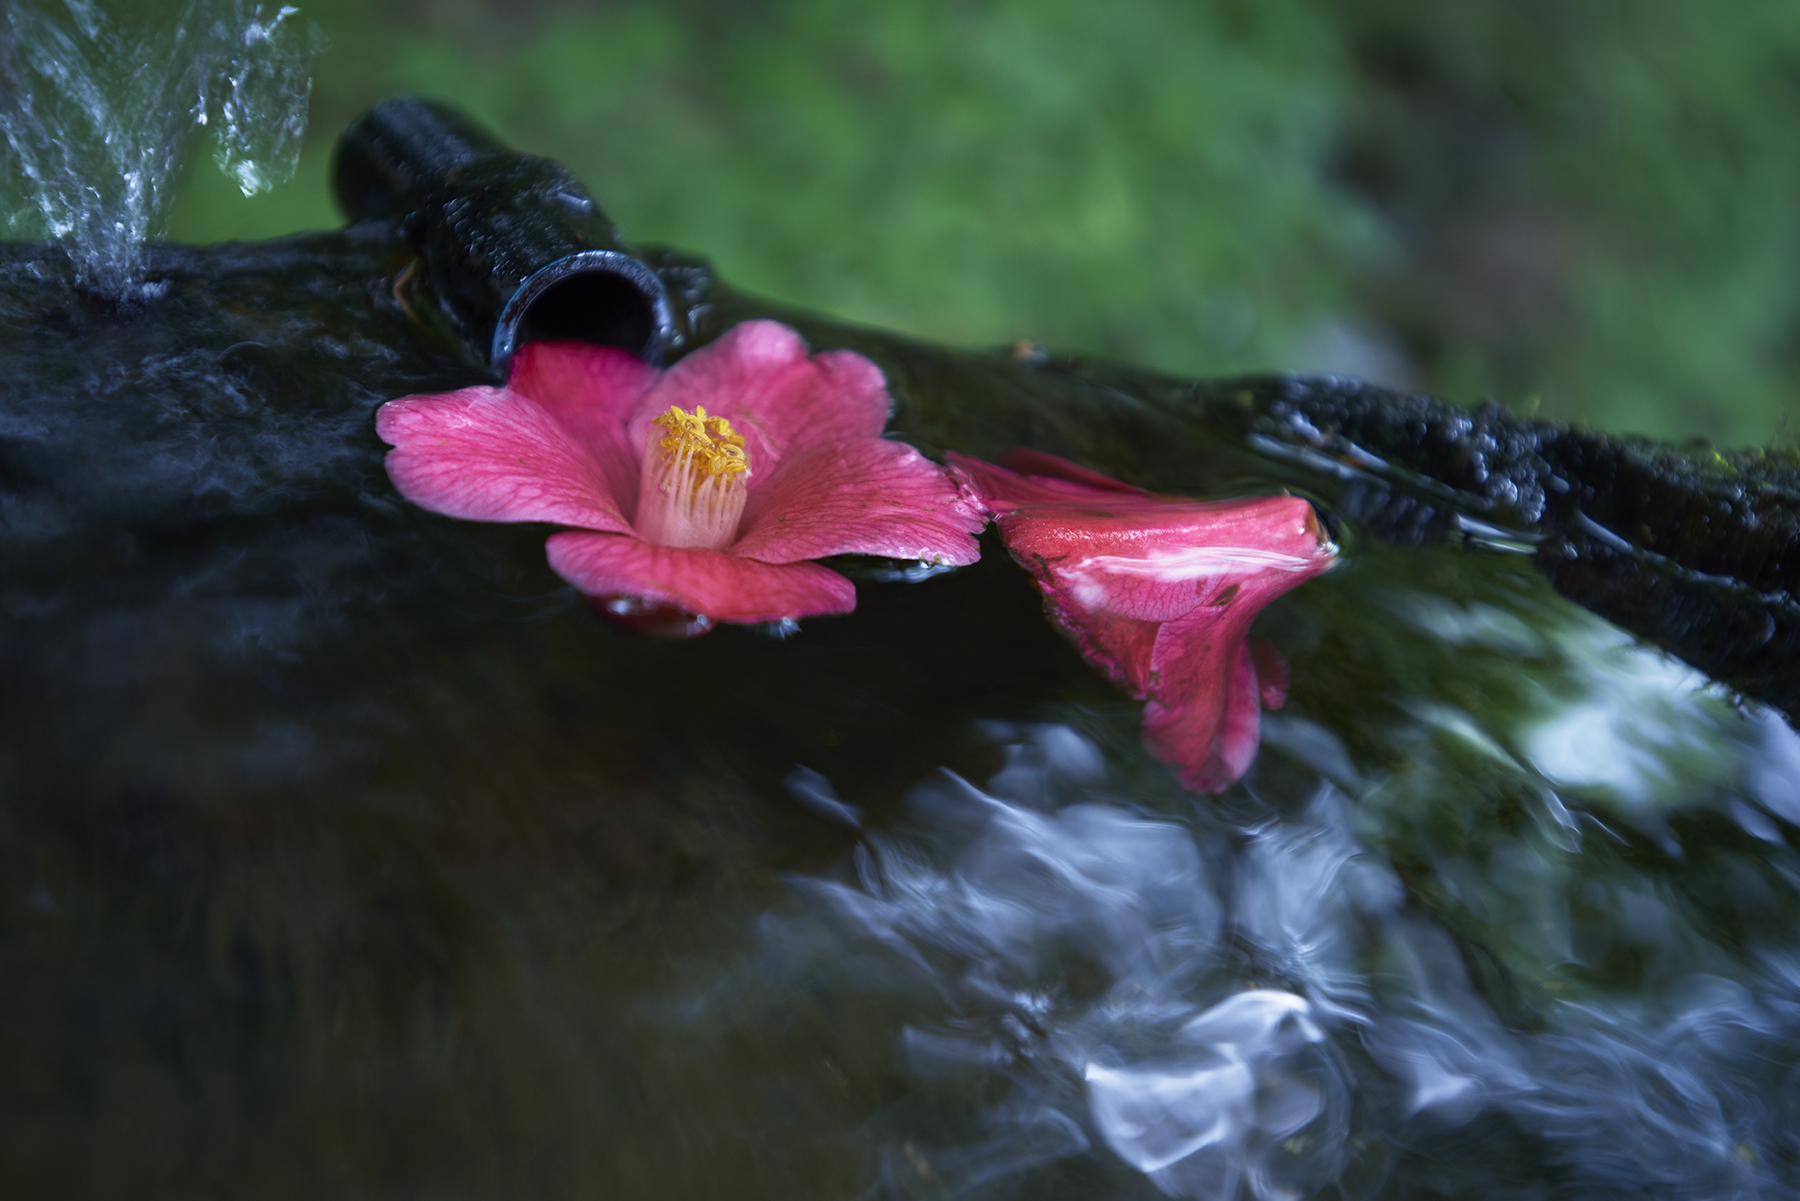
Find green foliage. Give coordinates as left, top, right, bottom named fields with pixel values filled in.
left=1331, top=0, right=1800, bottom=446
left=161, top=0, right=1800, bottom=446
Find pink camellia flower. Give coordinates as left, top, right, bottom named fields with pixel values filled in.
left=949, top=449, right=1336, bottom=793
left=376, top=320, right=984, bottom=634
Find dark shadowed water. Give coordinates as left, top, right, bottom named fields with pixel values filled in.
left=3, top=227, right=1800, bottom=1200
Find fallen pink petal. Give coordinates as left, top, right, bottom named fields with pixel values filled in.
left=949, top=450, right=1336, bottom=792
left=376, top=320, right=985, bottom=632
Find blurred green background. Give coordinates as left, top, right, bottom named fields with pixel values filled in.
left=105, top=1, right=1800, bottom=445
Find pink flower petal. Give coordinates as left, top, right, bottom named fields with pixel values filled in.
left=953, top=451, right=1334, bottom=793
left=1039, top=602, right=1163, bottom=697
left=999, top=448, right=1149, bottom=495
left=381, top=320, right=981, bottom=632
left=952, top=454, right=1330, bottom=620
left=1248, top=637, right=1290, bottom=710
left=639, top=320, right=893, bottom=474
left=1145, top=637, right=1267, bottom=794
left=545, top=531, right=856, bottom=623
left=951, top=451, right=1163, bottom=513
left=507, top=341, right=660, bottom=521
left=732, top=438, right=985, bottom=565
left=376, top=384, right=635, bottom=534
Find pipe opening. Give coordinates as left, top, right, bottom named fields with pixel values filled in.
left=513, top=270, right=655, bottom=356
left=491, top=250, right=675, bottom=374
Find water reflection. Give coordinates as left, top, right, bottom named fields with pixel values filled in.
left=681, top=553, right=1800, bottom=1198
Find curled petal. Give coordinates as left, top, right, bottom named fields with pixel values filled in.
left=951, top=455, right=1328, bottom=618
left=1249, top=637, right=1290, bottom=710
left=545, top=531, right=856, bottom=623
left=1039, top=599, right=1163, bottom=698
left=998, top=448, right=1148, bottom=495
left=953, top=449, right=1334, bottom=793
left=1049, top=534, right=1329, bottom=623
left=733, top=438, right=985, bottom=565
left=1146, top=638, right=1267, bottom=794
left=377, top=384, right=634, bottom=534
left=951, top=451, right=1157, bottom=513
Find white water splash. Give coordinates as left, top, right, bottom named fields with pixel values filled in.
left=726, top=717, right=1800, bottom=1198
left=759, top=725, right=1364, bottom=1199
left=1084, top=990, right=1334, bottom=1197
left=0, top=0, right=318, bottom=294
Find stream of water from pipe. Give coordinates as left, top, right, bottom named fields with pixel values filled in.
left=0, top=0, right=316, bottom=295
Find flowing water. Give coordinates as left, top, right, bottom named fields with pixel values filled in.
left=4, top=14, right=1800, bottom=1201
left=0, top=0, right=315, bottom=294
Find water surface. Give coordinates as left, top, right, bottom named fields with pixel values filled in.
left=3, top=233, right=1799, bottom=1199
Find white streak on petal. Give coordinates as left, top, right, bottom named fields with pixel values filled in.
left=1062, top=546, right=1324, bottom=608
left=1078, top=546, right=1324, bottom=581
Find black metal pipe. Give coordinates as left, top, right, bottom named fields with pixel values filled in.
left=332, top=96, right=676, bottom=374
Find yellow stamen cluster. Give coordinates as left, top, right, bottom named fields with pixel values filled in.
left=635, top=403, right=753, bottom=551
left=652, top=405, right=749, bottom=476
